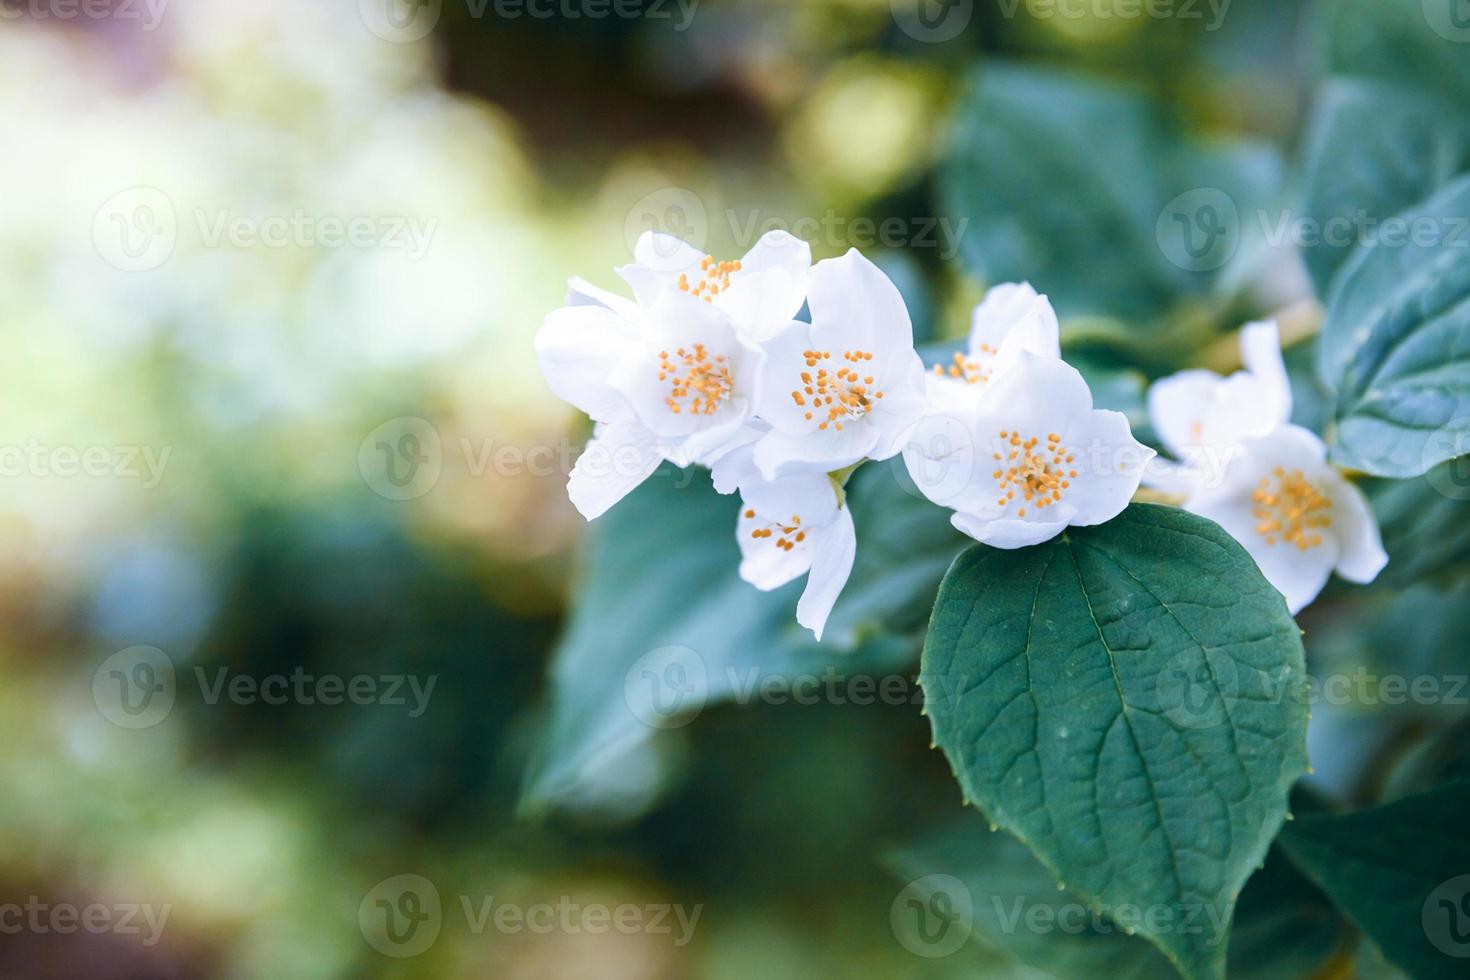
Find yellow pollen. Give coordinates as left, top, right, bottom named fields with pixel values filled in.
left=747, top=512, right=804, bottom=551
left=994, top=429, right=1073, bottom=515
left=677, top=256, right=743, bottom=304
left=796, top=349, right=882, bottom=430
left=659, top=344, right=733, bottom=415
left=932, top=343, right=998, bottom=385
left=1252, top=468, right=1332, bottom=549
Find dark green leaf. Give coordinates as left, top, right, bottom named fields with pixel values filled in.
left=920, top=505, right=1309, bottom=980
left=888, top=812, right=1345, bottom=980
left=1318, top=175, right=1470, bottom=477
left=1279, top=783, right=1470, bottom=980
left=938, top=63, right=1280, bottom=322
left=1318, top=0, right=1470, bottom=107
left=1299, top=77, right=1470, bottom=295
left=522, top=464, right=947, bottom=817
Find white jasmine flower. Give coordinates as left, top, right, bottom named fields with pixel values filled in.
left=905, top=282, right=1062, bottom=499
left=927, top=281, right=1060, bottom=411
left=736, top=471, right=855, bottom=641
left=624, top=230, right=811, bottom=343
left=1183, top=425, right=1387, bottom=613
left=913, top=351, right=1155, bottom=549
left=751, top=249, right=929, bottom=479
left=1146, top=320, right=1292, bottom=491
left=537, top=267, right=763, bottom=520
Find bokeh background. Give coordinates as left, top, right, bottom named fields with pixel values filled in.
left=0, top=0, right=1400, bottom=977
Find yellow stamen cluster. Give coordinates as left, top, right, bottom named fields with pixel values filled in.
left=659, top=344, right=732, bottom=415
left=677, top=256, right=743, bottom=303
left=991, top=430, right=1077, bottom=518
left=745, top=509, right=806, bottom=551
left=790, top=349, right=883, bottom=432
left=932, top=343, right=998, bottom=385
left=1252, top=467, right=1332, bottom=549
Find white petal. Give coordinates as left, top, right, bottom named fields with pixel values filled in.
left=1187, top=487, right=1338, bottom=614
left=633, top=230, right=707, bottom=275
left=566, top=422, right=664, bottom=520
left=1061, top=409, right=1155, bottom=526
left=742, top=472, right=841, bottom=527
left=1184, top=427, right=1340, bottom=613
left=1147, top=322, right=1292, bottom=460
left=951, top=511, right=1071, bottom=550
left=736, top=473, right=841, bottom=592
left=902, top=407, right=983, bottom=509
left=1239, top=320, right=1293, bottom=428
left=1148, top=369, right=1226, bottom=459
left=607, top=291, right=750, bottom=439
left=752, top=320, right=819, bottom=433
left=797, top=505, right=857, bottom=641
left=535, top=304, right=637, bottom=424
left=737, top=507, right=813, bottom=591
left=976, top=351, right=1093, bottom=435
left=866, top=351, right=931, bottom=461
left=969, top=282, right=1061, bottom=365
left=807, top=249, right=913, bottom=363
left=1322, top=470, right=1389, bottom=584
left=565, top=276, right=640, bottom=320
left=718, top=231, right=811, bottom=340
left=706, top=425, right=766, bottom=494
left=752, top=425, right=880, bottom=480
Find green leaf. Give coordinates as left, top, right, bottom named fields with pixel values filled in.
left=938, top=63, right=1280, bottom=322
left=826, top=458, right=970, bottom=640
left=522, top=463, right=955, bottom=817
left=1318, top=174, right=1470, bottom=477
left=1279, top=783, right=1470, bottom=980
left=1299, top=77, right=1470, bottom=295
left=1366, top=462, right=1470, bottom=587
left=920, top=505, right=1309, bottom=980
left=888, top=813, right=1346, bottom=980
left=1318, top=0, right=1470, bottom=107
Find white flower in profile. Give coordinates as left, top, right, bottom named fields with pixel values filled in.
left=912, top=351, right=1154, bottom=549
left=536, top=259, right=765, bottom=520
left=751, top=249, right=929, bottom=479
left=905, top=282, right=1062, bottom=501
left=735, top=471, right=855, bottom=641
left=927, top=282, right=1060, bottom=411
left=1183, top=425, right=1387, bottom=613
left=624, top=230, right=811, bottom=343
left=1146, top=320, right=1292, bottom=492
